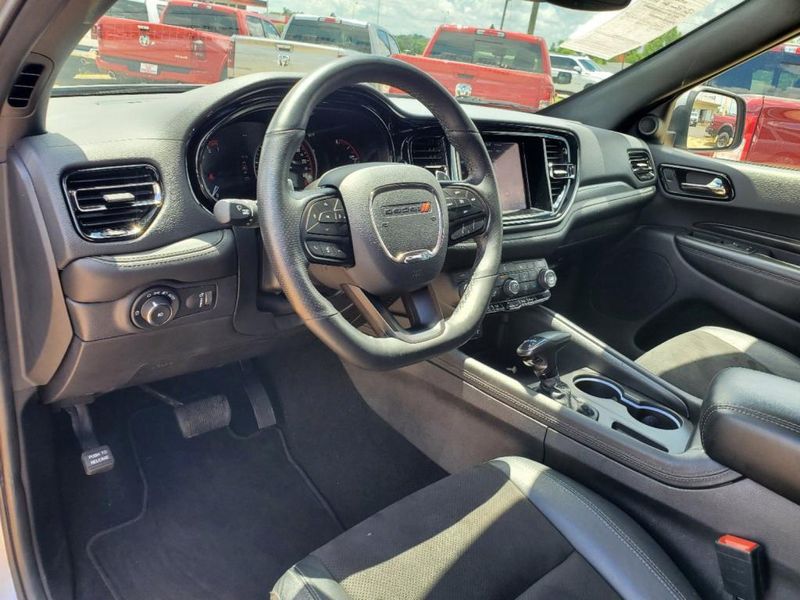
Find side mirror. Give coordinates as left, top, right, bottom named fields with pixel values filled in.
left=572, top=65, right=583, bottom=74
left=669, top=87, right=746, bottom=152
left=554, top=71, right=572, bottom=85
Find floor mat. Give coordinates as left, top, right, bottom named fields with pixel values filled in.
left=258, top=342, right=447, bottom=528
left=88, top=405, right=343, bottom=600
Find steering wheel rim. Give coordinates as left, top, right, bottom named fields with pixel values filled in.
left=257, top=55, right=502, bottom=369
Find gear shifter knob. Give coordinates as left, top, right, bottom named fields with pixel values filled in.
left=517, top=331, right=572, bottom=389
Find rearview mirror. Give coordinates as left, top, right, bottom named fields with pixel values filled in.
left=545, top=0, right=631, bottom=10
left=669, top=87, right=746, bottom=152
left=554, top=71, right=573, bottom=85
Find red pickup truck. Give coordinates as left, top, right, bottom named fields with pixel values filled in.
left=392, top=25, right=554, bottom=111
left=709, top=43, right=800, bottom=168
left=96, top=0, right=278, bottom=84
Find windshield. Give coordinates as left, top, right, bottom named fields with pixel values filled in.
left=56, top=0, right=745, bottom=113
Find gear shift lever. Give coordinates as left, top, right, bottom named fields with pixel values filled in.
left=517, top=331, right=572, bottom=395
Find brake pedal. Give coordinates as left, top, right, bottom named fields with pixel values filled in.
left=141, top=385, right=231, bottom=439
left=66, top=404, right=115, bottom=476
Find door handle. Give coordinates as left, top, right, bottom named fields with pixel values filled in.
left=679, top=177, right=730, bottom=198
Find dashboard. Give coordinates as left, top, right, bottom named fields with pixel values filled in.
left=8, top=74, right=656, bottom=402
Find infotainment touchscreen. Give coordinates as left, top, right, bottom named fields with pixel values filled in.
left=486, top=141, right=527, bottom=213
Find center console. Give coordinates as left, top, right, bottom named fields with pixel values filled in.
left=453, top=259, right=558, bottom=313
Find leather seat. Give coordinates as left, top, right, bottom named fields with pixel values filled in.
left=635, top=326, right=800, bottom=399
left=271, top=457, right=698, bottom=600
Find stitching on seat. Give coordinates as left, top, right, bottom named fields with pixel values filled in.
left=538, top=471, right=686, bottom=600
left=700, top=404, right=800, bottom=446
left=292, top=564, right=323, bottom=600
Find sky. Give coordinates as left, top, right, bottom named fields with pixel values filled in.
left=274, top=0, right=743, bottom=47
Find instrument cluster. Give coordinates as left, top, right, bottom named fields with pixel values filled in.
left=192, top=105, right=394, bottom=210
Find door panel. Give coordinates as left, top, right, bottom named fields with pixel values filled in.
left=567, top=145, right=800, bottom=359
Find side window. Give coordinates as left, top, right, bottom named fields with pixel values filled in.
left=551, top=56, right=571, bottom=70
left=386, top=32, right=400, bottom=55
left=261, top=19, right=280, bottom=39
left=246, top=16, right=264, bottom=38
left=376, top=29, right=393, bottom=56
left=705, top=42, right=800, bottom=170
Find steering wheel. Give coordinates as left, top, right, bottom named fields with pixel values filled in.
left=257, top=55, right=502, bottom=369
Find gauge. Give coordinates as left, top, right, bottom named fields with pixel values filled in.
left=289, top=141, right=318, bottom=189
left=197, top=122, right=263, bottom=205
left=332, top=138, right=361, bottom=166
left=254, top=139, right=317, bottom=190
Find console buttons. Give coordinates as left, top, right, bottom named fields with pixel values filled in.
left=539, top=268, right=558, bottom=290
left=503, top=279, right=520, bottom=297
left=182, top=286, right=216, bottom=315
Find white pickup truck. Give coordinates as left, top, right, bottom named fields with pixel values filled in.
left=228, top=14, right=400, bottom=79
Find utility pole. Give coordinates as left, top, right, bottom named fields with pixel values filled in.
left=526, top=1, right=540, bottom=35
left=500, top=0, right=510, bottom=29
left=376, top=0, right=381, bottom=25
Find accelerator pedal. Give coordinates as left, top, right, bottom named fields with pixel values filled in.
left=239, top=360, right=276, bottom=430
left=141, top=385, right=231, bottom=439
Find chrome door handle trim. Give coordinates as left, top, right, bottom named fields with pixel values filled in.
left=679, top=177, right=730, bottom=197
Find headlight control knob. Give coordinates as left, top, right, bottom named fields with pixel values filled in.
left=538, top=268, right=558, bottom=290
left=132, top=287, right=179, bottom=328
left=141, top=296, right=173, bottom=327
left=503, top=278, right=520, bottom=297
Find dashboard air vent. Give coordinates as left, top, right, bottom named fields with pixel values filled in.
left=7, top=63, right=46, bottom=108
left=628, top=149, right=655, bottom=181
left=410, top=136, right=449, bottom=176
left=62, top=164, right=163, bottom=241
left=543, top=137, right=575, bottom=210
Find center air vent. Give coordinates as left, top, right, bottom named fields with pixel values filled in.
left=543, top=137, right=575, bottom=211
left=409, top=136, right=449, bottom=176
left=628, top=149, right=655, bottom=182
left=62, top=164, right=163, bottom=241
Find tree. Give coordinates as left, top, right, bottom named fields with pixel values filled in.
left=620, top=27, right=681, bottom=65
left=395, top=34, right=429, bottom=55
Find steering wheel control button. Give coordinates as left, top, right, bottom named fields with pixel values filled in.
left=213, top=198, right=258, bottom=227
left=304, top=196, right=348, bottom=235
left=131, top=287, right=180, bottom=328
left=307, top=240, right=349, bottom=261
left=301, top=194, right=353, bottom=265
left=444, top=186, right=488, bottom=245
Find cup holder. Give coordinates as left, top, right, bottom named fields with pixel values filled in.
left=573, top=376, right=681, bottom=430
